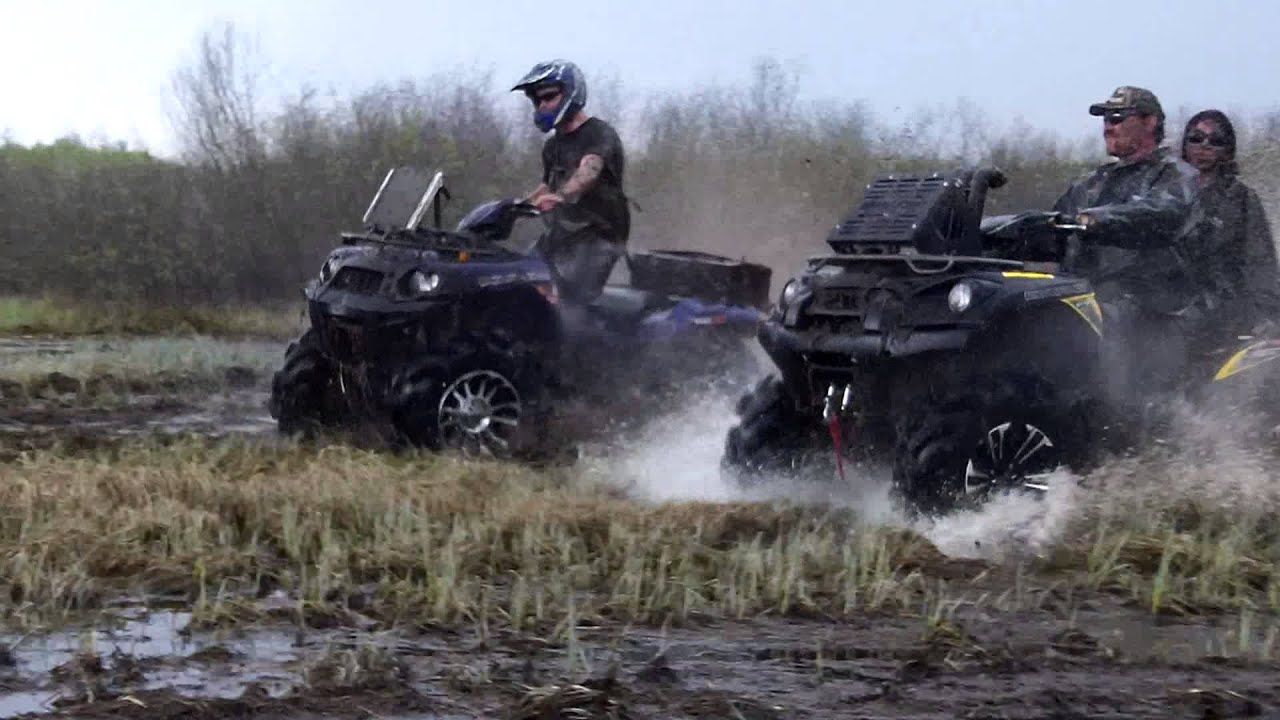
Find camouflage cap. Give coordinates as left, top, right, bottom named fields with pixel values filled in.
left=1088, top=86, right=1165, bottom=120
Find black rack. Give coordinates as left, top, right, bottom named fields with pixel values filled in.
left=826, top=174, right=975, bottom=256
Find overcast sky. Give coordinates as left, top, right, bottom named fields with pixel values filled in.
left=2, top=0, right=1277, bottom=157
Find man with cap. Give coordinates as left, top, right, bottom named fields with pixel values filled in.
left=1052, top=85, right=1201, bottom=397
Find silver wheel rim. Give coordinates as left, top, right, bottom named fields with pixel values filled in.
left=437, top=370, right=522, bottom=457
left=963, top=420, right=1059, bottom=497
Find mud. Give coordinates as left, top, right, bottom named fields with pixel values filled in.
left=0, top=597, right=1275, bottom=719
left=5, top=331, right=1280, bottom=718
left=0, top=335, right=280, bottom=452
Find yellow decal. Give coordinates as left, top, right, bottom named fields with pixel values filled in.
left=1213, top=340, right=1280, bottom=381
left=1002, top=271, right=1056, bottom=279
left=1060, top=293, right=1103, bottom=336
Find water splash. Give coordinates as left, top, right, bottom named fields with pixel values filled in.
left=586, top=363, right=1280, bottom=563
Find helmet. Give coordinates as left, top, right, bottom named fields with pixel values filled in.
left=511, top=59, right=588, bottom=133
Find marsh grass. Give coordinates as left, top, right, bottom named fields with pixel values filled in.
left=0, top=296, right=304, bottom=339
left=0, top=439, right=951, bottom=632
left=2, top=434, right=1279, bottom=634
left=1044, top=448, right=1280, bottom=615
left=0, top=336, right=280, bottom=403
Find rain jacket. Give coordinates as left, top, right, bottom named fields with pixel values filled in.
left=1185, top=174, right=1280, bottom=331
left=1054, top=147, right=1200, bottom=313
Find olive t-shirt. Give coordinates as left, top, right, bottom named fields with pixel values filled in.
left=541, top=117, right=630, bottom=242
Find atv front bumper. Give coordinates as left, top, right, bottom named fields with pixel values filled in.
left=307, top=296, right=447, bottom=367
left=759, top=321, right=971, bottom=360
left=759, top=321, right=975, bottom=413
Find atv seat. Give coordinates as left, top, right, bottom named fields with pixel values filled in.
left=588, top=285, right=671, bottom=326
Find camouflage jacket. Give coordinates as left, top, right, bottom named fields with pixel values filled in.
left=1054, top=147, right=1200, bottom=313
left=1184, top=174, right=1280, bottom=330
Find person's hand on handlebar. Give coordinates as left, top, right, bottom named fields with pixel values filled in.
left=533, top=193, right=565, bottom=212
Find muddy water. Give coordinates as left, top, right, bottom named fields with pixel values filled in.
left=1, top=598, right=1276, bottom=719
left=0, top=335, right=281, bottom=446
left=3, top=332, right=1280, bottom=718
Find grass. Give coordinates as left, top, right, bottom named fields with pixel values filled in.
left=0, top=439, right=955, bottom=632
left=0, top=435, right=1276, bottom=638
left=0, top=336, right=280, bottom=403
left=1042, top=447, right=1280, bottom=615
left=0, top=296, right=306, bottom=339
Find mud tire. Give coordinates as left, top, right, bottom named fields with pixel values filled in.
left=390, top=331, right=550, bottom=458
left=891, top=371, right=1090, bottom=518
left=268, top=329, right=345, bottom=438
left=721, top=375, right=823, bottom=487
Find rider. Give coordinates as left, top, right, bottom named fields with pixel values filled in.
left=1052, top=85, right=1201, bottom=393
left=1179, top=109, right=1280, bottom=339
left=511, top=59, right=631, bottom=305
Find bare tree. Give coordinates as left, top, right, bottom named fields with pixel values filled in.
left=168, top=22, right=265, bottom=172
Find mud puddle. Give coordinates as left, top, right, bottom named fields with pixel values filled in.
left=3, top=596, right=1277, bottom=719
left=0, top=339, right=74, bottom=358
left=0, top=334, right=282, bottom=447
left=0, top=389, right=275, bottom=447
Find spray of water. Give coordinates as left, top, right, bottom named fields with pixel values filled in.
left=582, top=359, right=1280, bottom=562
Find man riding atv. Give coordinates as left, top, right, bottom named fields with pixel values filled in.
left=512, top=59, right=630, bottom=305
left=1053, top=85, right=1201, bottom=399
left=721, top=87, right=1280, bottom=518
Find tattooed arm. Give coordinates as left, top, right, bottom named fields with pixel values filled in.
left=558, top=154, right=605, bottom=203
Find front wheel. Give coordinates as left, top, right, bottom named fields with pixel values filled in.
left=391, top=341, right=547, bottom=459
left=721, top=375, right=824, bottom=487
left=268, top=329, right=345, bottom=438
left=891, top=372, right=1090, bottom=518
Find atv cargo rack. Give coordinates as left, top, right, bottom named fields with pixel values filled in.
left=827, top=170, right=1005, bottom=257
left=807, top=253, right=1022, bottom=276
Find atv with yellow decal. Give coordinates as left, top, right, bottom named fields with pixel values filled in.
left=1193, top=337, right=1280, bottom=437
left=722, top=167, right=1115, bottom=516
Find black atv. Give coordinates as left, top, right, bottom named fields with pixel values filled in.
left=269, top=166, right=771, bottom=458
left=722, top=166, right=1280, bottom=516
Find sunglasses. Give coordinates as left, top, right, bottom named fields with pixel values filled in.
left=1186, top=131, right=1229, bottom=148
left=1102, top=109, right=1143, bottom=125
left=530, top=89, right=562, bottom=105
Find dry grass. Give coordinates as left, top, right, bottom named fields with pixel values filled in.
left=0, top=439, right=953, bottom=632
left=1, top=431, right=1278, bottom=635
left=1040, top=445, right=1280, bottom=615
left=0, top=296, right=305, bottom=339
left=0, top=336, right=279, bottom=404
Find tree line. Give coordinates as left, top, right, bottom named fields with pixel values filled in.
left=2, top=26, right=1277, bottom=305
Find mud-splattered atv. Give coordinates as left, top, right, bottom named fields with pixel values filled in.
left=269, top=166, right=771, bottom=457
left=721, top=166, right=1280, bottom=516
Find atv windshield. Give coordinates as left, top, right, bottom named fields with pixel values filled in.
left=362, top=167, right=446, bottom=232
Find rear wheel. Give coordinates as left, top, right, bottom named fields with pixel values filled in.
left=892, top=372, right=1089, bottom=517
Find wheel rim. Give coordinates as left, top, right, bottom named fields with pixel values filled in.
left=437, top=370, right=522, bottom=457
left=963, top=420, right=1059, bottom=497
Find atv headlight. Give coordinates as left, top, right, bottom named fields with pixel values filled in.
left=319, top=258, right=338, bottom=284
left=408, top=270, right=441, bottom=295
left=948, top=281, right=974, bottom=313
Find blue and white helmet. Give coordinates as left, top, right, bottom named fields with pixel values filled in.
left=511, top=59, right=588, bottom=133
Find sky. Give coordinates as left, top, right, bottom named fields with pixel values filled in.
left=1, top=0, right=1278, bottom=158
